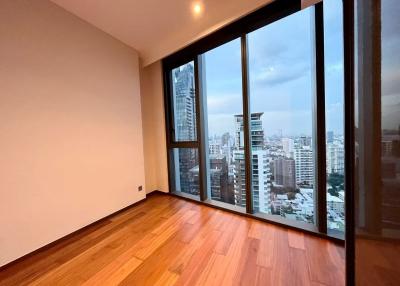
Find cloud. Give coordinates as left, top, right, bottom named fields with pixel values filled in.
left=382, top=101, right=400, bottom=130
left=206, top=92, right=242, bottom=114
left=202, top=5, right=348, bottom=136
left=261, top=110, right=313, bottom=136
left=326, top=62, right=343, bottom=74
left=251, top=63, right=310, bottom=86
left=207, top=113, right=237, bottom=136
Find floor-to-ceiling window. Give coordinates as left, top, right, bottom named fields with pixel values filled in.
left=169, top=62, right=201, bottom=199
left=164, top=0, right=346, bottom=239
left=248, top=7, right=315, bottom=224
left=202, top=39, right=245, bottom=207
left=323, top=0, right=345, bottom=234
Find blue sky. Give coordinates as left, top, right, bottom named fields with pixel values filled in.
left=381, top=0, right=400, bottom=130
left=204, top=0, right=344, bottom=137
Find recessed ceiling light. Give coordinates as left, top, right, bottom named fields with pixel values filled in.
left=193, top=2, right=203, bottom=15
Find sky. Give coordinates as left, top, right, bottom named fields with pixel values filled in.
left=381, top=0, right=400, bottom=130
left=204, top=0, right=344, bottom=137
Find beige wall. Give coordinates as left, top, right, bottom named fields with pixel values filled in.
left=140, top=62, right=169, bottom=194
left=0, top=0, right=145, bottom=267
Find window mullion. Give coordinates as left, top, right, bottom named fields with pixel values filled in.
left=194, top=56, right=209, bottom=201
left=241, top=34, right=253, bottom=214
left=313, top=2, right=327, bottom=233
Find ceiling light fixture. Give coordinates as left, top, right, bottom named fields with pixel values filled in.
left=193, top=2, right=203, bottom=15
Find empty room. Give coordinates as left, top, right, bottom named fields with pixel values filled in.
left=0, top=0, right=399, bottom=285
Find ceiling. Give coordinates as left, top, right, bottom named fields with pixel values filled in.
left=50, top=0, right=274, bottom=66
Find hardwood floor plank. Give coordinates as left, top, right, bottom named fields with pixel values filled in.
left=174, top=230, right=222, bottom=286
left=118, top=234, right=188, bottom=286
left=288, top=229, right=306, bottom=250
left=256, top=226, right=275, bottom=268
left=248, top=221, right=264, bottom=240
left=153, top=270, right=180, bottom=286
left=213, top=215, right=237, bottom=255
left=192, top=252, right=228, bottom=286
left=234, top=237, right=261, bottom=286
left=255, top=266, right=271, bottom=286
left=81, top=255, right=142, bottom=285
left=132, top=210, right=196, bottom=260
left=288, top=248, right=312, bottom=286
left=305, top=237, right=341, bottom=286
left=0, top=194, right=345, bottom=286
left=220, top=220, right=251, bottom=285
left=270, top=228, right=291, bottom=286
left=168, top=211, right=221, bottom=275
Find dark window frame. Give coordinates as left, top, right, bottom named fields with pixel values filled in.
left=162, top=0, right=347, bottom=241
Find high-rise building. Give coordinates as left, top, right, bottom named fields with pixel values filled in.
left=282, top=138, right=294, bottom=158
left=233, top=113, right=272, bottom=213
left=220, top=132, right=233, bottom=167
left=209, top=155, right=230, bottom=202
left=274, top=157, right=296, bottom=189
left=327, top=131, right=334, bottom=143
left=234, top=112, right=264, bottom=149
left=253, top=150, right=272, bottom=213
left=173, top=64, right=196, bottom=141
left=326, top=141, right=344, bottom=175
left=209, top=140, right=221, bottom=156
left=188, top=165, right=200, bottom=195
left=221, top=132, right=230, bottom=146
left=299, top=136, right=312, bottom=147
left=294, top=145, right=314, bottom=186
left=173, top=64, right=198, bottom=194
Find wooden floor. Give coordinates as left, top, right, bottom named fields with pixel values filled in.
left=0, top=193, right=345, bottom=286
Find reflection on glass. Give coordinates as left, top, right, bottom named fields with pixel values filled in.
left=248, top=8, right=315, bottom=223
left=172, top=148, right=199, bottom=196
left=172, top=62, right=197, bottom=141
left=324, top=0, right=345, bottom=233
left=381, top=0, right=400, bottom=240
left=354, top=0, right=400, bottom=285
left=203, top=39, right=244, bottom=206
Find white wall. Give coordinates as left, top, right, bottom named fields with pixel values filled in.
left=140, top=61, right=169, bottom=194
left=0, top=0, right=145, bottom=267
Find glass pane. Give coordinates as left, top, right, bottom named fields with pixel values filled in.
left=324, top=0, right=345, bottom=233
left=172, top=148, right=200, bottom=197
left=172, top=62, right=197, bottom=141
left=248, top=8, right=315, bottom=223
left=354, top=0, right=400, bottom=284
left=202, top=38, right=245, bottom=207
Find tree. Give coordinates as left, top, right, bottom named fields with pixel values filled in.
left=328, top=187, right=339, bottom=197
left=287, top=192, right=296, bottom=200
left=328, top=173, right=344, bottom=194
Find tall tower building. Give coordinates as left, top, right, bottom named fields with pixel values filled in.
left=327, top=131, right=334, bottom=143
left=209, top=155, right=230, bottom=202
left=326, top=141, right=344, bottom=174
left=233, top=113, right=272, bottom=213
left=274, top=157, right=296, bottom=189
left=299, top=136, right=312, bottom=147
left=173, top=64, right=198, bottom=194
left=282, top=138, right=295, bottom=158
left=294, top=145, right=314, bottom=186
